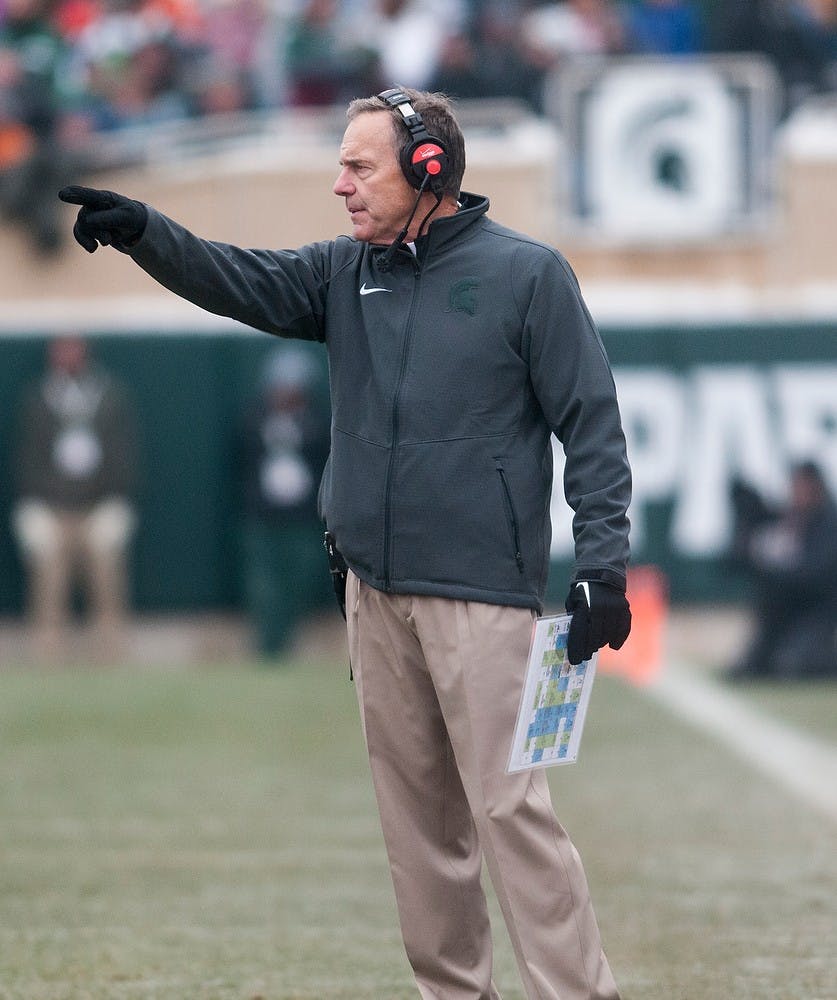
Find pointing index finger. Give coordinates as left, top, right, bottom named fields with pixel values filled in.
left=58, top=186, right=114, bottom=208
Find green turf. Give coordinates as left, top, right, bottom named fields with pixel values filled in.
left=1, top=660, right=835, bottom=999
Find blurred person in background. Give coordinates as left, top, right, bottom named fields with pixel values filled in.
left=717, top=0, right=836, bottom=116
left=725, top=459, right=837, bottom=682
left=520, top=0, right=625, bottom=64
left=197, top=0, right=266, bottom=113
left=426, top=26, right=487, bottom=102
left=428, top=4, right=546, bottom=111
left=235, top=343, right=331, bottom=659
left=66, top=0, right=209, bottom=130
left=11, top=334, right=141, bottom=662
left=283, top=0, right=378, bottom=107
left=622, top=0, right=704, bottom=55
left=518, top=0, right=625, bottom=113
left=0, top=0, right=81, bottom=254
left=354, top=0, right=466, bottom=92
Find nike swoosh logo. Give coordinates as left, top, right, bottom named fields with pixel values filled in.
left=359, top=283, right=392, bottom=296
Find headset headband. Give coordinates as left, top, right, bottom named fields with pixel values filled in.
left=377, top=87, right=449, bottom=193
left=379, top=87, right=429, bottom=143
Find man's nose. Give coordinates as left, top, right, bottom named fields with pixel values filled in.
left=333, top=169, right=354, bottom=197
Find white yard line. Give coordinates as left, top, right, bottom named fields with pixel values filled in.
left=647, top=662, right=837, bottom=824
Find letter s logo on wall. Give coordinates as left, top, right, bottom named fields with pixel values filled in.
left=548, top=56, right=779, bottom=243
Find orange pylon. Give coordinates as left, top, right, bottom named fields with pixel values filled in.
left=598, top=565, right=668, bottom=685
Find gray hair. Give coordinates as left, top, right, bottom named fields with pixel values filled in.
left=346, top=88, right=466, bottom=199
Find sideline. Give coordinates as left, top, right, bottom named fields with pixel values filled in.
left=647, top=661, right=837, bottom=824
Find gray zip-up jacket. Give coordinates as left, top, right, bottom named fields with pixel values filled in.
left=130, top=192, right=631, bottom=610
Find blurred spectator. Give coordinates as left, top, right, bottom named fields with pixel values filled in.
left=67, top=0, right=204, bottom=130
left=717, top=0, right=836, bottom=116
left=53, top=0, right=102, bottom=40
left=352, top=0, right=465, bottom=92
left=283, top=0, right=376, bottom=107
left=429, top=5, right=545, bottom=111
left=520, top=0, right=625, bottom=64
left=427, top=27, right=487, bottom=101
left=2, top=0, right=835, bottom=182
left=520, top=0, right=625, bottom=113
left=196, top=0, right=266, bottom=114
left=0, top=0, right=81, bottom=254
left=11, top=335, right=141, bottom=662
left=235, top=344, right=331, bottom=660
left=725, top=460, right=837, bottom=681
left=517, top=0, right=625, bottom=112
left=622, top=0, right=704, bottom=55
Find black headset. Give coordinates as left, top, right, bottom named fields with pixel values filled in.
left=378, top=87, right=449, bottom=195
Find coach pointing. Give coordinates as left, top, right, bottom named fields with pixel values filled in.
left=60, top=87, right=631, bottom=1000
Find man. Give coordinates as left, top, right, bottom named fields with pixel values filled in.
left=235, top=343, right=332, bottom=658
left=59, top=86, right=631, bottom=1000
left=726, top=460, right=837, bottom=681
left=12, top=334, right=140, bottom=661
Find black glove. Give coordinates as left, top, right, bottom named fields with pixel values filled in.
left=58, top=186, right=148, bottom=253
left=565, top=580, right=631, bottom=665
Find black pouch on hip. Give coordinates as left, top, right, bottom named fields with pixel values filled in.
left=323, top=530, right=348, bottom=621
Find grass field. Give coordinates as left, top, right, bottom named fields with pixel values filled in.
left=1, top=648, right=836, bottom=1000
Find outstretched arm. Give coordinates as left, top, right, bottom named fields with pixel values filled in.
left=58, top=186, right=327, bottom=340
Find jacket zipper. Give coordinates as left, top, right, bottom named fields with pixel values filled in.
left=383, top=261, right=422, bottom=589
left=496, top=461, right=525, bottom=573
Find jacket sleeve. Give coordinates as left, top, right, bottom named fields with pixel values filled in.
left=127, top=208, right=330, bottom=341
left=519, top=246, right=631, bottom=589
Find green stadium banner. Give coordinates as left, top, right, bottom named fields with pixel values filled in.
left=1, top=323, right=834, bottom=614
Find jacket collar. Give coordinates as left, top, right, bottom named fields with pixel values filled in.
left=371, top=191, right=490, bottom=267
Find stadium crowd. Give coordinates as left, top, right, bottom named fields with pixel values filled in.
left=2, top=0, right=837, bottom=251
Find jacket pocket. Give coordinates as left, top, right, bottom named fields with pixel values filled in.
left=495, top=460, right=525, bottom=574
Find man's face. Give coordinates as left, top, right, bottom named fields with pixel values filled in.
left=333, top=112, right=416, bottom=245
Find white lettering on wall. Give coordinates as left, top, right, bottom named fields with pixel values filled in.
left=672, top=366, right=784, bottom=554
left=550, top=364, right=837, bottom=560
left=612, top=370, right=685, bottom=551
left=775, top=366, right=837, bottom=475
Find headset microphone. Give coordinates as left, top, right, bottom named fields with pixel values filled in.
left=378, top=173, right=440, bottom=272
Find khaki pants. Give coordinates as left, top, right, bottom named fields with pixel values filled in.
left=346, top=572, right=620, bottom=1000
left=13, top=500, right=135, bottom=662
